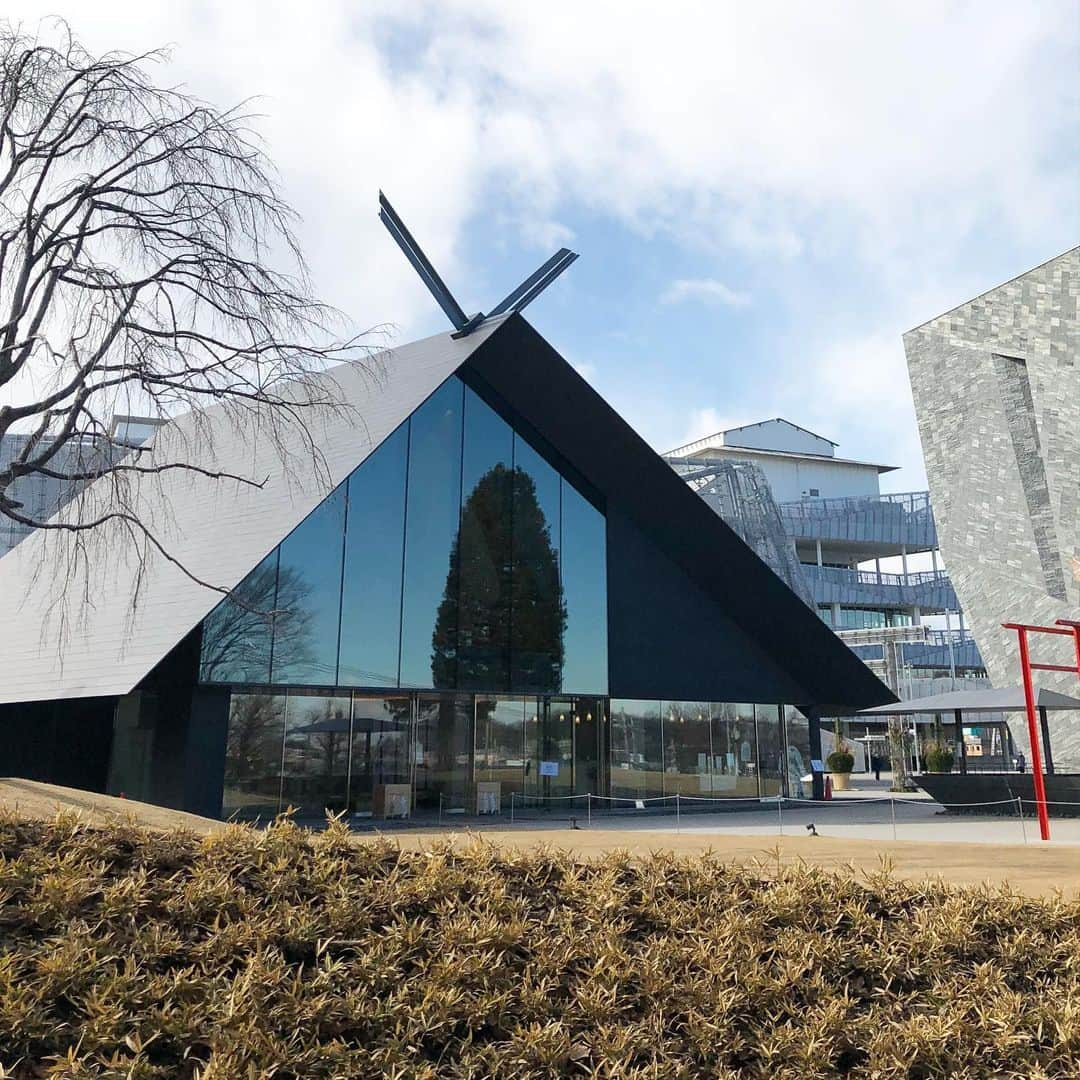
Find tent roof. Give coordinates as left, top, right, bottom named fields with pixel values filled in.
left=857, top=686, right=1080, bottom=716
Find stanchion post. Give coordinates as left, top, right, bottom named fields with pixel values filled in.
left=1017, top=796, right=1027, bottom=845
left=676, top=792, right=681, bottom=834
left=777, top=795, right=783, bottom=837
left=587, top=793, right=592, bottom=827
left=890, top=796, right=897, bottom=842
left=510, top=791, right=514, bottom=825
left=438, top=791, right=443, bottom=827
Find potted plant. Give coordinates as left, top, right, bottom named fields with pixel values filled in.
left=924, top=743, right=955, bottom=774
left=826, top=743, right=855, bottom=791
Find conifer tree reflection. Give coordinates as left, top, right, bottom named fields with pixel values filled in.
left=432, top=463, right=566, bottom=691
left=427, top=464, right=566, bottom=804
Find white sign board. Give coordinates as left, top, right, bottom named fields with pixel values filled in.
left=539, top=760, right=559, bottom=777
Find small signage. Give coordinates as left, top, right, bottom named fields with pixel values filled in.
left=539, top=760, right=559, bottom=777
left=810, top=759, right=825, bottom=772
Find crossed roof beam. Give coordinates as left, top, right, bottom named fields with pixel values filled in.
left=379, top=191, right=579, bottom=337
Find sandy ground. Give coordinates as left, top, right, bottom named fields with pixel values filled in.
left=2, top=778, right=1077, bottom=897
left=0, top=778, right=224, bottom=833
left=388, top=826, right=1080, bottom=897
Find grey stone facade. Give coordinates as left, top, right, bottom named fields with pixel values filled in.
left=904, top=247, right=1080, bottom=767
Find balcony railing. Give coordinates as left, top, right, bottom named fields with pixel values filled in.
left=804, top=563, right=957, bottom=611
left=778, top=490, right=937, bottom=549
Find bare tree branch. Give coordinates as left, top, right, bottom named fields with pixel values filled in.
left=0, top=19, right=384, bottom=627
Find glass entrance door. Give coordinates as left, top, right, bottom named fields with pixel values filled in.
left=539, top=699, right=574, bottom=798
left=572, top=698, right=604, bottom=796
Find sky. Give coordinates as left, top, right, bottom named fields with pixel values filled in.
left=5, top=1, right=1079, bottom=490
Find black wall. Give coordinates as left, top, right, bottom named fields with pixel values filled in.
left=0, top=696, right=115, bottom=793
left=606, top=506, right=806, bottom=702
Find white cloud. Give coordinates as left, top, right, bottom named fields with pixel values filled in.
left=660, top=278, right=751, bottom=309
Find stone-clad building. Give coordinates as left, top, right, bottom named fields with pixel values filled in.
left=904, top=246, right=1080, bottom=767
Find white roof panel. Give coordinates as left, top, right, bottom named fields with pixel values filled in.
left=0, top=321, right=501, bottom=704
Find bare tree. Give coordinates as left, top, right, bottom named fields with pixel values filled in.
left=0, top=21, right=373, bottom=598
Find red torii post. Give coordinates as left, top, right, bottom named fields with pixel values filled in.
left=1001, top=619, right=1080, bottom=842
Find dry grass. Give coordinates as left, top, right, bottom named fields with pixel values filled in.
left=3, top=812, right=1080, bottom=1078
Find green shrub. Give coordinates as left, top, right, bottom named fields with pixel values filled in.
left=826, top=749, right=854, bottom=773
left=2, top=811, right=1080, bottom=1078
left=925, top=745, right=956, bottom=773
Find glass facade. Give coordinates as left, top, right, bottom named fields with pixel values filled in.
left=220, top=689, right=813, bottom=818
left=200, top=375, right=607, bottom=697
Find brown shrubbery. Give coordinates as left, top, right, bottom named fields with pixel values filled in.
left=1, top=814, right=1080, bottom=1078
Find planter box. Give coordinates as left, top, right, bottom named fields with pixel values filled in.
left=373, top=783, right=411, bottom=819
left=829, top=772, right=852, bottom=792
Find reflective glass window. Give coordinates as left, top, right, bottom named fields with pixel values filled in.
left=475, top=696, right=526, bottom=803
left=784, top=706, right=812, bottom=799
left=608, top=699, right=663, bottom=799
left=510, top=436, right=565, bottom=693
left=559, top=481, right=608, bottom=694
left=709, top=703, right=760, bottom=797
left=455, top=389, right=514, bottom=691
left=271, top=487, right=347, bottom=685
left=663, top=701, right=713, bottom=797
left=349, top=694, right=411, bottom=814
left=199, top=550, right=278, bottom=684
left=338, top=425, right=409, bottom=687
left=414, top=694, right=472, bottom=810
left=400, top=381, right=464, bottom=689
left=279, top=691, right=351, bottom=815
left=755, top=704, right=784, bottom=796
left=221, top=692, right=285, bottom=818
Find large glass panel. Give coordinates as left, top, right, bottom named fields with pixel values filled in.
left=475, top=696, right=526, bottom=804
left=573, top=698, right=604, bottom=795
left=756, top=703, right=784, bottom=797
left=510, top=436, right=565, bottom=693
left=784, top=706, right=812, bottom=799
left=279, top=691, right=351, bottom=816
left=709, top=703, right=760, bottom=797
left=199, top=550, right=279, bottom=684
left=338, top=425, right=409, bottom=687
left=401, top=381, right=464, bottom=689
left=414, top=693, right=472, bottom=811
left=560, top=481, right=608, bottom=694
left=663, top=701, right=713, bottom=797
left=271, top=487, right=347, bottom=685
left=455, top=389, right=514, bottom=691
left=221, top=692, right=286, bottom=818
left=541, top=699, right=575, bottom=798
left=349, top=694, right=411, bottom=814
left=608, top=699, right=664, bottom=800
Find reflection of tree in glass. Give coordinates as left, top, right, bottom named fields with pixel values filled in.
left=432, top=464, right=566, bottom=692
left=200, top=560, right=315, bottom=682
left=224, top=693, right=283, bottom=788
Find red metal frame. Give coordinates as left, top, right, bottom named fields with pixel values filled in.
left=1001, top=619, right=1080, bottom=842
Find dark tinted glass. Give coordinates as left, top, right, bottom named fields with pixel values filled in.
left=349, top=694, right=411, bottom=813
left=454, top=388, right=514, bottom=691
left=338, top=425, right=409, bottom=687
left=510, top=436, right=564, bottom=693
left=414, top=694, right=472, bottom=810
left=400, top=380, right=464, bottom=689
left=663, top=701, right=712, bottom=796
left=475, top=695, right=526, bottom=802
left=271, top=486, right=347, bottom=685
left=608, top=699, right=663, bottom=799
left=784, top=706, right=812, bottom=798
left=221, top=692, right=285, bottom=818
left=559, top=481, right=608, bottom=693
left=280, top=691, right=351, bottom=815
left=199, top=550, right=278, bottom=684
left=756, top=703, right=783, bottom=796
